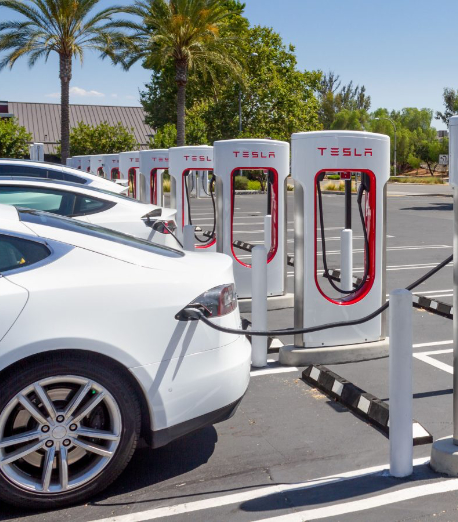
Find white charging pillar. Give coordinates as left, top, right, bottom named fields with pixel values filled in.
left=89, top=154, right=105, bottom=177
left=214, top=139, right=289, bottom=298
left=169, top=145, right=214, bottom=245
left=119, top=151, right=140, bottom=199
left=291, top=131, right=389, bottom=348
left=139, top=149, right=169, bottom=205
left=102, top=154, right=120, bottom=181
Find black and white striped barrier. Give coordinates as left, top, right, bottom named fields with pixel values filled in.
left=328, top=269, right=453, bottom=320
left=302, top=364, right=433, bottom=446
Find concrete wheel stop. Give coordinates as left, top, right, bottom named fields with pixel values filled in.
left=279, top=337, right=390, bottom=366
left=431, top=437, right=458, bottom=476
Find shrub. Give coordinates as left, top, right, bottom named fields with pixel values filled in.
left=234, top=176, right=248, bottom=190
left=247, top=180, right=261, bottom=190
left=0, top=117, right=32, bottom=158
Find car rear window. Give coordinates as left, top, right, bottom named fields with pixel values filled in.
left=19, top=209, right=184, bottom=258
left=0, top=164, right=87, bottom=184
left=0, top=234, right=51, bottom=273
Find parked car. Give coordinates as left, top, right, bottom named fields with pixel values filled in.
left=0, top=159, right=127, bottom=194
left=0, top=177, right=179, bottom=248
left=0, top=204, right=250, bottom=508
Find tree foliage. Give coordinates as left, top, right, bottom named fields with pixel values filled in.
left=0, top=117, right=32, bottom=158
left=146, top=24, right=321, bottom=144
left=318, top=71, right=371, bottom=129
left=62, top=121, right=138, bottom=156
left=436, top=88, right=458, bottom=125
left=0, top=0, right=128, bottom=163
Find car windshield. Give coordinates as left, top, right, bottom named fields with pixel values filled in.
left=18, top=208, right=183, bottom=258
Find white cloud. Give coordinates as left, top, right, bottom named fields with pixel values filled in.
left=45, top=86, right=105, bottom=99
left=70, top=86, right=105, bottom=98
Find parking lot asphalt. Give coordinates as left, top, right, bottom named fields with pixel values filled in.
left=3, top=183, right=458, bottom=522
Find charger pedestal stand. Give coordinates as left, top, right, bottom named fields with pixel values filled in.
left=280, top=130, right=390, bottom=366
left=430, top=116, right=458, bottom=476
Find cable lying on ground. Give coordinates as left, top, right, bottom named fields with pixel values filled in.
left=177, top=254, right=453, bottom=337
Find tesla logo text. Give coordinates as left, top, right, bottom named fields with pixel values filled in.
left=129, top=158, right=140, bottom=162
left=233, top=151, right=275, bottom=158
left=317, top=147, right=372, bottom=157
left=151, top=157, right=168, bottom=162
left=183, top=155, right=212, bottom=162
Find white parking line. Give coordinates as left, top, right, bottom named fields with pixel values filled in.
left=257, top=476, right=458, bottom=522
left=88, top=458, right=430, bottom=522
left=413, top=340, right=453, bottom=348
left=413, top=349, right=453, bottom=374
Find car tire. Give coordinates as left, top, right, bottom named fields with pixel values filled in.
left=0, top=351, right=141, bottom=509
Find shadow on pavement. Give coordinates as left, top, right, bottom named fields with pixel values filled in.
left=0, top=426, right=218, bottom=520
left=400, top=203, right=452, bottom=212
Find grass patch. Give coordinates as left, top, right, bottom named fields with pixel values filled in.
left=322, top=181, right=356, bottom=192
left=390, top=176, right=445, bottom=185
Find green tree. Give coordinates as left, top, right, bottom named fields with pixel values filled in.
left=61, top=121, right=138, bottom=156
left=436, top=88, right=458, bottom=125
left=0, top=0, right=127, bottom=164
left=0, top=117, right=32, bottom=158
left=318, top=71, right=371, bottom=129
left=144, top=24, right=321, bottom=142
left=118, top=0, right=244, bottom=146
left=330, top=109, right=369, bottom=131
left=152, top=122, right=177, bottom=148
left=414, top=138, right=448, bottom=176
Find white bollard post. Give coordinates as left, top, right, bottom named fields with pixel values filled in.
left=389, top=288, right=413, bottom=477
left=340, top=229, right=353, bottom=292
left=183, top=225, right=195, bottom=251
left=264, top=214, right=272, bottom=253
left=251, top=245, right=268, bottom=368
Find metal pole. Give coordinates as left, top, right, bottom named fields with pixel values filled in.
left=389, top=288, right=413, bottom=477
left=453, top=187, right=458, bottom=444
left=264, top=215, right=271, bottom=254
left=183, top=225, right=195, bottom=251
left=344, top=178, right=352, bottom=229
left=393, top=125, right=397, bottom=178
left=251, top=245, right=268, bottom=367
left=340, top=229, right=353, bottom=292
left=238, top=89, right=242, bottom=134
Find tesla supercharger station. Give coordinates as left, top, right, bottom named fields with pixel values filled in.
left=72, top=155, right=90, bottom=172
left=287, top=130, right=389, bottom=357
left=102, top=154, right=120, bottom=181
left=29, top=143, right=44, bottom=162
left=139, top=149, right=169, bottom=205
left=70, top=156, right=82, bottom=169
left=119, top=151, right=140, bottom=199
left=90, top=154, right=105, bottom=177
left=169, top=145, right=215, bottom=248
left=214, top=139, right=289, bottom=298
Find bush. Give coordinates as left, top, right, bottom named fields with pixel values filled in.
left=234, top=176, right=248, bottom=190
left=247, top=180, right=261, bottom=190
left=0, top=117, right=32, bottom=158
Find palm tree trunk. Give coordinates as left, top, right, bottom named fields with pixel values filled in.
left=59, top=53, right=72, bottom=164
left=175, top=59, right=187, bottom=147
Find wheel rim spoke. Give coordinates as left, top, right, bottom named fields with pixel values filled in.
left=75, top=427, right=119, bottom=441
left=59, top=446, right=69, bottom=491
left=41, top=445, right=55, bottom=492
left=64, top=381, right=92, bottom=419
left=1, top=439, right=45, bottom=466
left=0, top=430, right=41, bottom=449
left=70, top=391, right=106, bottom=424
left=33, top=383, right=56, bottom=421
left=17, top=394, right=48, bottom=425
left=72, top=437, right=113, bottom=458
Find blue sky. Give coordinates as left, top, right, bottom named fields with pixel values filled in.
left=0, top=0, right=456, bottom=129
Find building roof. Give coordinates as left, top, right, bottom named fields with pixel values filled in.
left=5, top=101, right=154, bottom=154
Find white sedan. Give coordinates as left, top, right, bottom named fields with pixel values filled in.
left=0, top=159, right=127, bottom=194
left=0, top=204, right=250, bottom=508
left=0, top=177, right=180, bottom=249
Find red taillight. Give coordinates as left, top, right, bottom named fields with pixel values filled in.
left=188, top=284, right=237, bottom=317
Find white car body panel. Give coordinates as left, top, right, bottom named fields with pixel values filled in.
left=0, top=278, right=28, bottom=341
left=0, top=206, right=250, bottom=439
left=0, top=179, right=179, bottom=248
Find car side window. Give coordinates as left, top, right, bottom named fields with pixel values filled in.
left=0, top=165, right=45, bottom=177
left=0, top=187, right=76, bottom=216
left=62, top=172, right=86, bottom=184
left=72, top=195, right=115, bottom=216
left=0, top=234, right=50, bottom=273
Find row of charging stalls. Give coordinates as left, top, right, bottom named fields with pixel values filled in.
left=139, top=149, right=169, bottom=206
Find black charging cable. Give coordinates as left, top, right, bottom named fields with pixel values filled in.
left=177, top=254, right=453, bottom=336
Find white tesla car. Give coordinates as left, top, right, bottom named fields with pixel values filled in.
left=0, top=159, right=127, bottom=194
left=0, top=204, right=250, bottom=508
left=0, top=177, right=179, bottom=249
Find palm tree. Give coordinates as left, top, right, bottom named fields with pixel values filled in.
left=0, top=0, right=127, bottom=163
left=117, top=0, right=243, bottom=146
